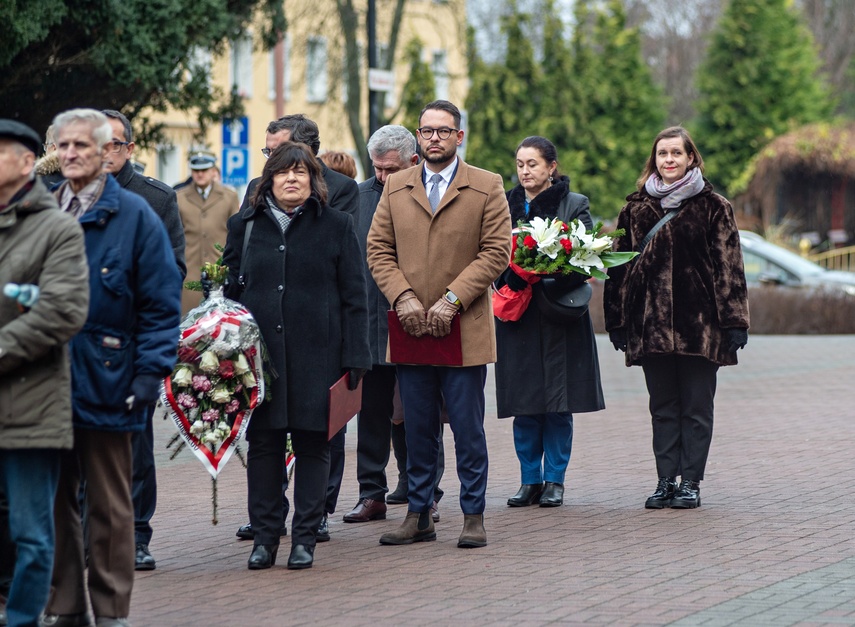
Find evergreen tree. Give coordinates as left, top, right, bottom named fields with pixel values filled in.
left=695, top=0, right=834, bottom=194
left=398, top=39, right=437, bottom=134
left=466, top=1, right=544, bottom=184
left=562, top=0, right=666, bottom=218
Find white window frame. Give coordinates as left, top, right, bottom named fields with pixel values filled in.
left=306, top=36, right=329, bottom=104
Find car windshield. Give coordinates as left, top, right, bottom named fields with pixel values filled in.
left=740, top=233, right=826, bottom=278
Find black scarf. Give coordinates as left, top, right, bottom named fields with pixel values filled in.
left=507, top=176, right=570, bottom=225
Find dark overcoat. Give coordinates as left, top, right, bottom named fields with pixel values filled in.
left=603, top=179, right=750, bottom=367
left=223, top=194, right=371, bottom=433
left=494, top=179, right=605, bottom=417
left=354, top=176, right=391, bottom=365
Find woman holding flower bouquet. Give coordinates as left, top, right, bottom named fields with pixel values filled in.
left=223, top=142, right=370, bottom=570
left=603, top=126, right=749, bottom=510
left=494, top=136, right=605, bottom=509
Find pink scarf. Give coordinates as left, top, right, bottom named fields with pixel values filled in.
left=644, top=167, right=704, bottom=209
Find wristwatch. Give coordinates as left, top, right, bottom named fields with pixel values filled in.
left=444, top=290, right=461, bottom=307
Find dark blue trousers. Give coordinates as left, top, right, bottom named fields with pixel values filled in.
left=396, top=365, right=488, bottom=515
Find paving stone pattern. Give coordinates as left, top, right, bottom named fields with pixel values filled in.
left=130, top=336, right=855, bottom=626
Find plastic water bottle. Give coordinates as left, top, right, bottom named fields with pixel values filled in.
left=3, top=283, right=40, bottom=308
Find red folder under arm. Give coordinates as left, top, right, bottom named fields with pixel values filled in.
left=328, top=374, right=363, bottom=440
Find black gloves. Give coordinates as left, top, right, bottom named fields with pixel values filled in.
left=201, top=270, right=213, bottom=299
left=503, top=268, right=528, bottom=292
left=128, top=374, right=163, bottom=411
left=348, top=368, right=367, bottom=391
left=609, top=328, right=627, bottom=352
left=726, top=328, right=748, bottom=353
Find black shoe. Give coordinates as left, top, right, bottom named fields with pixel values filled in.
left=386, top=481, right=408, bottom=505
left=539, top=482, right=564, bottom=507
left=670, top=479, right=701, bottom=509
left=316, top=514, right=330, bottom=542
left=235, top=522, right=287, bottom=540
left=507, top=483, right=544, bottom=507
left=39, top=614, right=93, bottom=627
left=645, top=477, right=678, bottom=509
left=247, top=544, right=278, bottom=570
left=286, top=544, right=315, bottom=570
left=134, top=543, right=156, bottom=571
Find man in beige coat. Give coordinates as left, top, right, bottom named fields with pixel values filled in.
left=367, top=100, right=511, bottom=548
left=177, top=152, right=239, bottom=315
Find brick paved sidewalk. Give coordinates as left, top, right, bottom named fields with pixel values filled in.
left=130, top=336, right=855, bottom=626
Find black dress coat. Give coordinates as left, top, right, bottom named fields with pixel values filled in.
left=223, top=193, right=371, bottom=433
left=494, top=178, right=605, bottom=418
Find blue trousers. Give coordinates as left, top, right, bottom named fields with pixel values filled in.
left=0, top=449, right=61, bottom=627
left=397, top=365, right=487, bottom=515
left=513, top=413, right=574, bottom=485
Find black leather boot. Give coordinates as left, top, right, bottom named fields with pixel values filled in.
left=507, top=483, right=544, bottom=507
left=670, top=479, right=701, bottom=509
left=247, top=544, right=278, bottom=570
left=644, top=477, right=677, bottom=509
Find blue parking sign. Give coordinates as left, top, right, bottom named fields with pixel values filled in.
left=221, top=147, right=248, bottom=187
left=222, top=117, right=249, bottom=147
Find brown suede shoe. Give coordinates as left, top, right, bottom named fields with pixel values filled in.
left=378, top=511, right=435, bottom=545
left=457, top=514, right=487, bottom=548
left=343, top=498, right=387, bottom=523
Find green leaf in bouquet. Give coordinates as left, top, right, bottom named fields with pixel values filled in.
left=600, top=251, right=640, bottom=268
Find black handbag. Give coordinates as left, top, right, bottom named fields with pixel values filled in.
left=533, top=278, right=592, bottom=323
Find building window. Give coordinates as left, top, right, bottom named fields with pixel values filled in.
left=230, top=32, right=254, bottom=99
left=188, top=47, right=212, bottom=87
left=306, top=36, right=328, bottom=103
left=432, top=49, right=449, bottom=100
left=268, top=35, right=292, bottom=101
left=157, top=145, right=181, bottom=188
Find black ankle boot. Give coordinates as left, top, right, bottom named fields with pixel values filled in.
left=247, top=544, right=278, bottom=570
left=670, top=479, right=701, bottom=509
left=644, top=477, right=677, bottom=509
left=507, top=483, right=544, bottom=507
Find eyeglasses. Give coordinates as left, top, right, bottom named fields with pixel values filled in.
left=416, top=127, right=458, bottom=140
left=261, top=147, right=272, bottom=159
left=110, top=140, right=130, bottom=153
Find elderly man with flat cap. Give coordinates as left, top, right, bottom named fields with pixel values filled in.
left=0, top=119, right=90, bottom=627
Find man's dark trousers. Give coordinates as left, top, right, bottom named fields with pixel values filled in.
left=131, top=407, right=156, bottom=545
left=356, top=365, right=397, bottom=500
left=396, top=365, right=487, bottom=515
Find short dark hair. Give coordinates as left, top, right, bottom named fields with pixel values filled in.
left=637, top=126, right=704, bottom=190
left=419, top=100, right=461, bottom=129
left=102, top=109, right=133, bottom=143
left=516, top=136, right=562, bottom=180
left=266, top=114, right=321, bottom=155
left=250, top=141, right=328, bottom=208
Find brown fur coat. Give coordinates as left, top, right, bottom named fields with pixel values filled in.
left=603, top=180, right=749, bottom=367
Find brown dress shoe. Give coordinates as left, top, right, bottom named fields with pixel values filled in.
left=458, top=514, right=487, bottom=548
left=379, top=511, right=435, bottom=545
left=343, top=498, right=387, bottom=523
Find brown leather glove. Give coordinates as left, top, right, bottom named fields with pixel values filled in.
left=395, top=290, right=427, bottom=337
left=426, top=297, right=459, bottom=337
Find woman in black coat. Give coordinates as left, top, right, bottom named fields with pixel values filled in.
left=494, top=136, right=605, bottom=508
left=223, top=142, right=370, bottom=570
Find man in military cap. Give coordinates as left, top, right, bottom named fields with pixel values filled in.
left=101, top=109, right=187, bottom=574
left=0, top=119, right=89, bottom=627
left=177, top=150, right=239, bottom=315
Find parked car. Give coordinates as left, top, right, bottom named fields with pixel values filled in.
left=739, top=231, right=855, bottom=296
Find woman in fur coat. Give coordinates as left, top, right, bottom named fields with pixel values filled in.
left=603, top=126, right=749, bottom=510
left=495, top=136, right=605, bottom=509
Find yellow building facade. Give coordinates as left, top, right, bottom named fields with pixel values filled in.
left=139, top=0, right=468, bottom=195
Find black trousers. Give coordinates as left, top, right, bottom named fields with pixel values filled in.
left=642, top=354, right=718, bottom=481
left=325, top=427, right=345, bottom=514
left=355, top=365, right=397, bottom=501
left=247, top=428, right=328, bottom=547
left=131, top=408, right=156, bottom=545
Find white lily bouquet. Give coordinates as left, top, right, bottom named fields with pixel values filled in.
left=511, top=217, right=637, bottom=280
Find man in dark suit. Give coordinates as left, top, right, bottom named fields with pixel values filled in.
left=235, top=114, right=359, bottom=543
left=102, top=109, right=186, bottom=573
left=367, top=100, right=511, bottom=548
